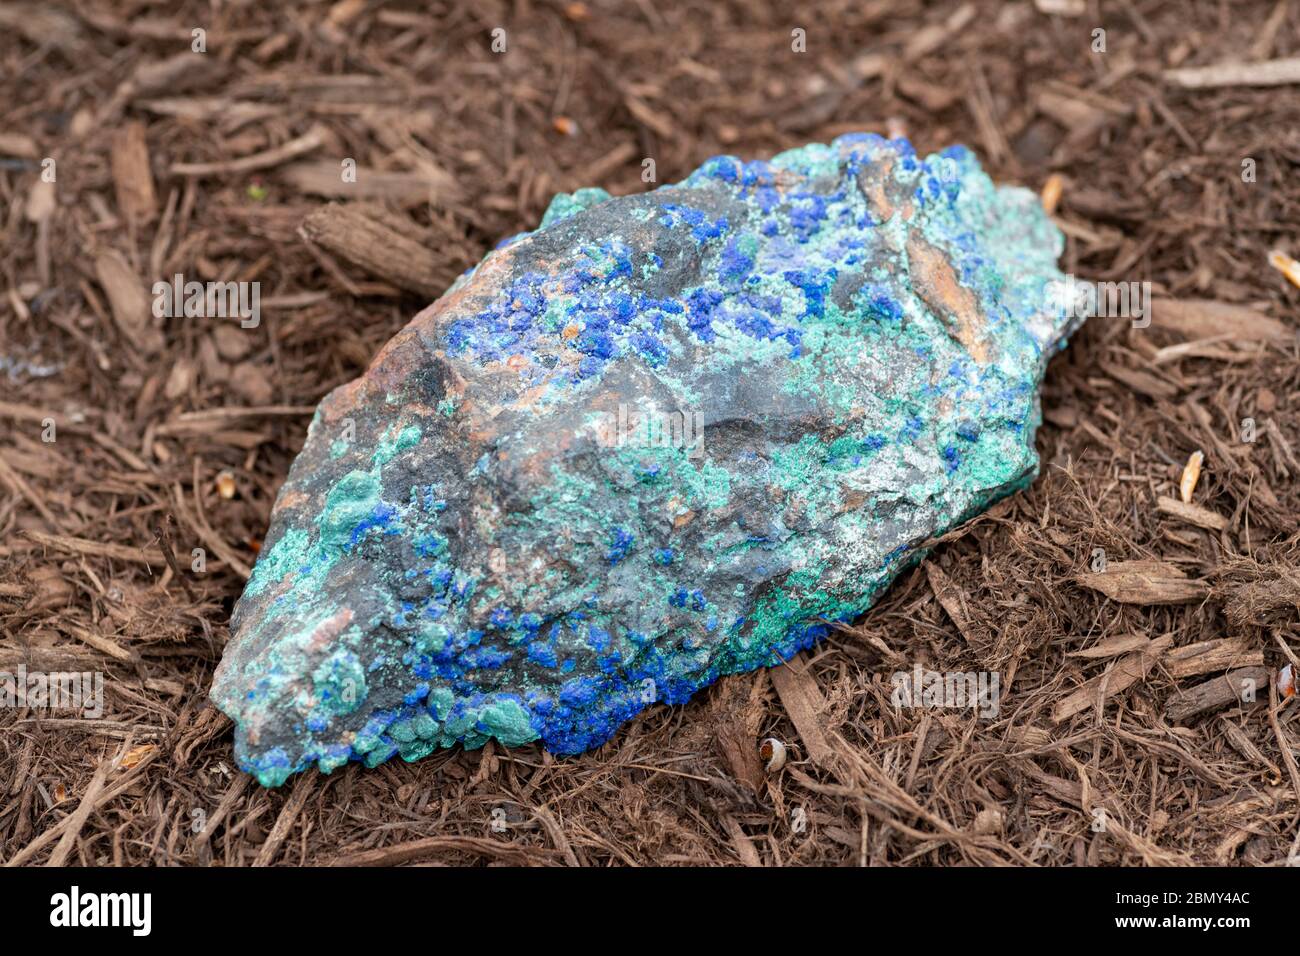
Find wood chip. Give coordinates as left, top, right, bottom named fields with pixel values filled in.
left=1034, top=0, right=1085, bottom=14
left=98, top=52, right=225, bottom=127
left=1151, top=335, right=1261, bottom=365
left=620, top=90, right=675, bottom=140
left=1150, top=298, right=1292, bottom=342
left=93, top=250, right=163, bottom=354
left=137, top=96, right=280, bottom=131
left=252, top=772, right=315, bottom=866
left=904, top=2, right=975, bottom=61
left=719, top=813, right=763, bottom=866
left=0, top=131, right=39, bottom=158
left=300, top=204, right=444, bottom=297
left=1166, top=667, right=1268, bottom=723
left=1052, top=635, right=1173, bottom=722
left=171, top=125, right=327, bottom=177
left=924, top=561, right=977, bottom=643
left=1036, top=90, right=1109, bottom=131
left=110, top=120, right=157, bottom=223
left=1216, top=716, right=1280, bottom=776
left=769, top=653, right=834, bottom=767
left=1165, top=56, right=1300, bottom=89
left=1075, top=560, right=1208, bottom=605
left=331, top=835, right=551, bottom=866
left=964, top=63, right=1009, bottom=166
left=191, top=775, right=249, bottom=862
left=24, top=530, right=156, bottom=566
left=280, top=160, right=458, bottom=206
left=1167, top=638, right=1264, bottom=680
left=896, top=75, right=960, bottom=112
left=713, top=674, right=766, bottom=795
left=24, top=177, right=55, bottom=223
left=1106, top=364, right=1179, bottom=400
left=0, top=648, right=104, bottom=672
left=1156, top=495, right=1227, bottom=531
left=1017, top=762, right=1090, bottom=808
left=1065, top=634, right=1151, bottom=659
left=67, top=623, right=134, bottom=662
left=153, top=404, right=315, bottom=436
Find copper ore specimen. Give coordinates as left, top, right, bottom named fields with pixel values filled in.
left=211, top=135, right=1080, bottom=786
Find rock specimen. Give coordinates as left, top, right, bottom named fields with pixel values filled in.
left=212, top=134, right=1079, bottom=786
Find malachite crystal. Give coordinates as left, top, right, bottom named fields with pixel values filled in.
left=211, top=134, right=1080, bottom=786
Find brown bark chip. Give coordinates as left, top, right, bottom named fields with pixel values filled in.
left=110, top=120, right=157, bottom=223
left=94, top=250, right=164, bottom=355
left=1075, top=560, right=1209, bottom=605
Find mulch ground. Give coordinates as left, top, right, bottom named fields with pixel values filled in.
left=2, top=0, right=1299, bottom=866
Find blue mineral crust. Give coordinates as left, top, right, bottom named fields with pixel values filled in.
left=211, top=134, right=1080, bottom=786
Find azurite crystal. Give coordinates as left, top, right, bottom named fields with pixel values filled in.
left=212, top=134, right=1081, bottom=786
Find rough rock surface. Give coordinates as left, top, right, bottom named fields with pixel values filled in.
left=212, top=134, right=1079, bottom=787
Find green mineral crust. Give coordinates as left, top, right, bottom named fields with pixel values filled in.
left=211, top=134, right=1080, bottom=786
